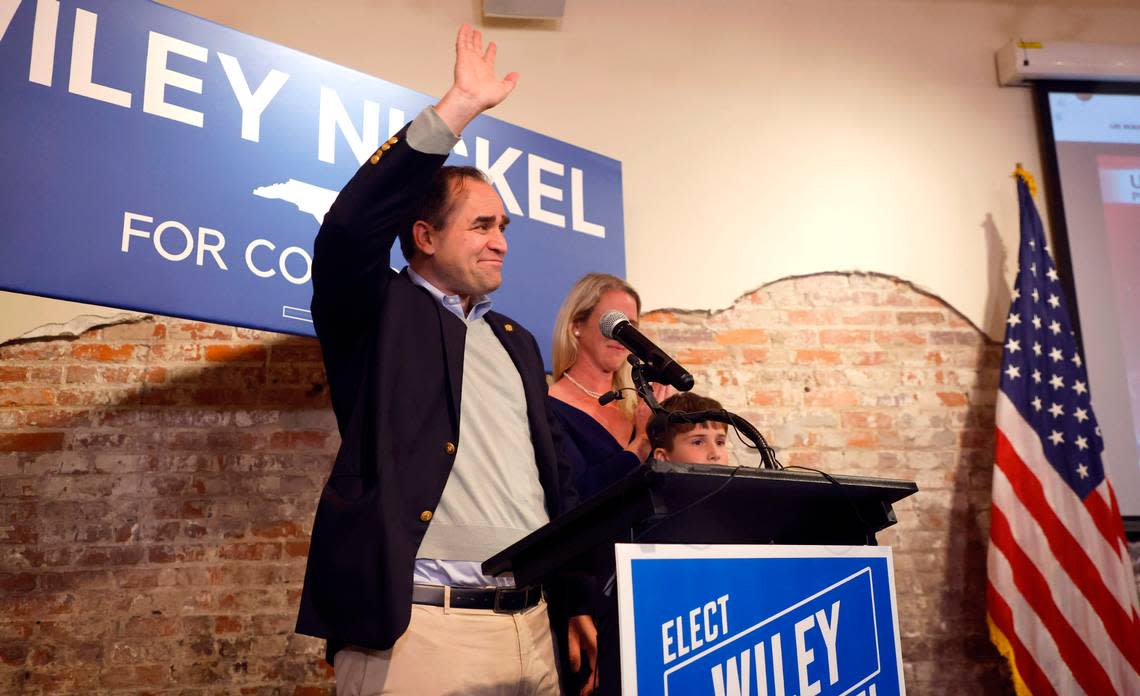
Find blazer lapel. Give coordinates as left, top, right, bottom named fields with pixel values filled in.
left=400, top=269, right=468, bottom=428
left=486, top=314, right=542, bottom=419
left=438, top=309, right=467, bottom=428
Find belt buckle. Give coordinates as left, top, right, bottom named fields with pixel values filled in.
left=492, top=588, right=510, bottom=614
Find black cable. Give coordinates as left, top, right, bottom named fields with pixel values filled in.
left=662, top=409, right=780, bottom=469
left=781, top=465, right=876, bottom=545
left=631, top=465, right=746, bottom=542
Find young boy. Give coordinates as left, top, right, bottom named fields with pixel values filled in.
left=647, top=392, right=730, bottom=464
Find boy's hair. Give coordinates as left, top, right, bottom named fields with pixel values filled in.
left=646, top=392, right=726, bottom=452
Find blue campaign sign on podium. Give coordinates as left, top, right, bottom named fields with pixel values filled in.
left=615, top=544, right=905, bottom=696
left=0, top=0, right=623, bottom=367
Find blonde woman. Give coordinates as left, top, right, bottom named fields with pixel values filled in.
left=549, top=273, right=663, bottom=500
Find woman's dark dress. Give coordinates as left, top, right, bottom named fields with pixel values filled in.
left=548, top=396, right=643, bottom=695
left=548, top=397, right=642, bottom=501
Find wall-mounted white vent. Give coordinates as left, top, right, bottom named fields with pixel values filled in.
left=997, top=40, right=1140, bottom=86
left=484, top=0, right=566, bottom=20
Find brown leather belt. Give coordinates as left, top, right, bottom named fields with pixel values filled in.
left=411, top=583, right=543, bottom=613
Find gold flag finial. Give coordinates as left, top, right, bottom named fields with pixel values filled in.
left=1013, top=163, right=1037, bottom=197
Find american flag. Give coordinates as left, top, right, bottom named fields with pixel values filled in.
left=987, top=170, right=1140, bottom=695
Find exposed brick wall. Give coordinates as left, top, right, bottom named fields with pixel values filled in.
left=0, top=271, right=1031, bottom=693
left=0, top=319, right=334, bottom=694
left=641, top=272, right=1012, bottom=693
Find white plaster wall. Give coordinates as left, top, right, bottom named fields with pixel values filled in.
left=0, top=292, right=141, bottom=343
left=4, top=0, right=1140, bottom=343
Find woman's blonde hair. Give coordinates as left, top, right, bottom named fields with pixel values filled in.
left=552, top=273, right=642, bottom=418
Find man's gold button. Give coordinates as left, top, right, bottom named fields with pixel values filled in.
left=419, top=510, right=433, bottom=523
left=504, top=324, right=514, bottom=332
left=445, top=442, right=456, bottom=455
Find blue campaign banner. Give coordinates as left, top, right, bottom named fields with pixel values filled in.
left=0, top=0, right=624, bottom=366
left=615, top=544, right=905, bottom=696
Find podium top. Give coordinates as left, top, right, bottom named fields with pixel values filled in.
left=645, top=460, right=917, bottom=502
left=483, top=461, right=918, bottom=583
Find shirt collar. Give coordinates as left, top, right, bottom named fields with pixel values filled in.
left=406, top=266, right=493, bottom=322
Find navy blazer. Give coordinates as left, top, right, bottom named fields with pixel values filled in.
left=295, top=123, right=580, bottom=653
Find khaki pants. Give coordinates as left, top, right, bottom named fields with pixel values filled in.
left=333, top=598, right=561, bottom=696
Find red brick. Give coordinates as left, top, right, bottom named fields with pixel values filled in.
left=820, top=329, right=871, bottom=345
left=0, top=342, right=69, bottom=360
left=267, top=365, right=328, bottom=385
left=748, top=390, right=783, bottom=406
left=123, top=616, right=180, bottom=638
left=1, top=593, right=75, bottom=618
left=0, top=432, right=65, bottom=451
left=841, top=310, right=893, bottom=325
left=144, top=367, right=168, bottom=384
left=190, top=387, right=262, bottom=406
left=851, top=351, right=889, bottom=366
left=740, top=348, right=770, bottom=364
left=0, top=572, right=36, bottom=593
left=0, top=367, right=29, bottom=382
left=214, top=615, right=243, bottom=633
left=640, top=311, right=680, bottom=324
left=786, top=309, right=840, bottom=325
left=874, top=330, right=926, bottom=346
left=284, top=541, right=311, bottom=558
left=204, top=344, right=268, bottom=362
left=218, top=542, right=282, bottom=561
left=270, top=341, right=325, bottom=363
left=181, top=500, right=209, bottom=518
left=793, top=350, right=841, bottom=365
left=132, top=663, right=172, bottom=687
left=897, top=311, right=946, bottom=325
left=169, top=322, right=234, bottom=340
left=76, top=546, right=145, bottom=567
left=937, top=392, right=969, bottom=407
left=149, top=343, right=202, bottom=361
left=841, top=411, right=893, bottom=429
left=269, top=431, right=329, bottom=450
left=786, top=451, right=822, bottom=467
left=148, top=544, right=208, bottom=564
left=0, top=387, right=55, bottom=406
left=71, top=344, right=137, bottom=362
left=64, top=366, right=98, bottom=383
left=251, top=521, right=305, bottom=539
left=0, top=641, right=28, bottom=666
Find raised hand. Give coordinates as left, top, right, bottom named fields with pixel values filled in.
left=435, top=24, right=520, bottom=135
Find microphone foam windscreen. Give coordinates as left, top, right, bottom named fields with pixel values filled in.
left=599, top=310, right=628, bottom=339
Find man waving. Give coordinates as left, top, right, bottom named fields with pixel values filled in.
left=295, top=25, right=597, bottom=696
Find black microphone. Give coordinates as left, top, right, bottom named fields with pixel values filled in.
left=599, top=311, right=694, bottom=392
